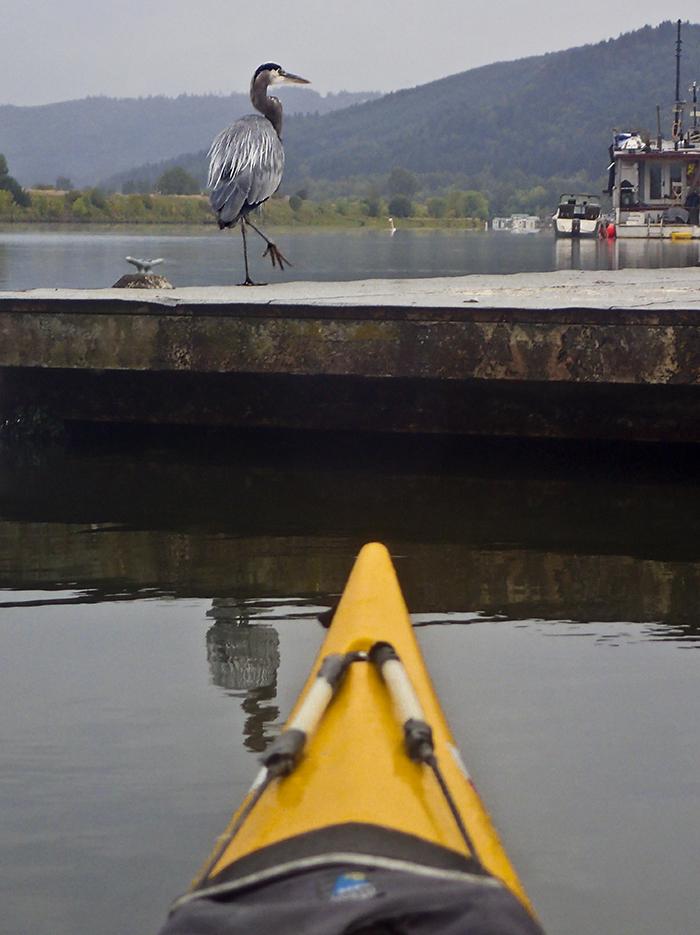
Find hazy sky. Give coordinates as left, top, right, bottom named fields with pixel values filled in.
left=2, top=1, right=699, bottom=106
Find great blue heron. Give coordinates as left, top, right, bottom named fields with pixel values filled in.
left=208, top=63, right=310, bottom=285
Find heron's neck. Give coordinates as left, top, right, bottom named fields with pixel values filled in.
left=250, top=78, right=283, bottom=137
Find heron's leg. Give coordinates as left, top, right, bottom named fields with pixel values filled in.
left=244, top=217, right=292, bottom=271
left=238, top=219, right=258, bottom=286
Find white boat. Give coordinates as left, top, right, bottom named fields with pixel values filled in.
left=491, top=214, right=540, bottom=233
left=607, top=21, right=700, bottom=239
left=510, top=214, right=541, bottom=234
left=552, top=194, right=601, bottom=238
left=607, top=131, right=700, bottom=239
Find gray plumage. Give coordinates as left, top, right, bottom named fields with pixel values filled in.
left=207, top=63, right=310, bottom=284
left=208, top=115, right=284, bottom=228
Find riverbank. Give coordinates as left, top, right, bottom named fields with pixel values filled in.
left=0, top=189, right=487, bottom=229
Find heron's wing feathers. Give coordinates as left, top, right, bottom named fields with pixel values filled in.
left=207, top=116, right=284, bottom=225
left=208, top=175, right=250, bottom=225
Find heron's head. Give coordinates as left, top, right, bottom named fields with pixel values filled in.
left=253, top=63, right=310, bottom=88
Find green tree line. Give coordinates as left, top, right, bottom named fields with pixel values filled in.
left=0, top=154, right=30, bottom=207
left=2, top=153, right=601, bottom=225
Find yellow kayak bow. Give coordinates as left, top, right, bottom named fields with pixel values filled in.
left=166, top=542, right=540, bottom=931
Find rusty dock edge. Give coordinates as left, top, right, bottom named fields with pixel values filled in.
left=0, top=289, right=698, bottom=442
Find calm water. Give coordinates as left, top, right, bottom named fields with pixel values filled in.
left=1, top=435, right=699, bottom=935
left=1, top=225, right=700, bottom=289
left=1, top=226, right=699, bottom=934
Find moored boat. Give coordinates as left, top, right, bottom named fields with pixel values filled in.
left=158, top=543, right=544, bottom=935
left=552, top=193, right=602, bottom=237
left=607, top=129, right=700, bottom=238
left=607, top=21, right=700, bottom=239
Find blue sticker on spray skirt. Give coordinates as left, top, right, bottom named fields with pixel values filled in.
left=330, top=872, right=378, bottom=902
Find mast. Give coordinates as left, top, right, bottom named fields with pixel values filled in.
left=673, top=19, right=684, bottom=148
left=675, top=19, right=682, bottom=102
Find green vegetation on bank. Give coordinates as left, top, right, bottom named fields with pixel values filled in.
left=109, top=149, right=601, bottom=221
left=0, top=154, right=30, bottom=208
left=0, top=187, right=490, bottom=227
left=1, top=152, right=606, bottom=226
left=263, top=192, right=487, bottom=228
left=0, top=157, right=492, bottom=227
left=0, top=186, right=212, bottom=224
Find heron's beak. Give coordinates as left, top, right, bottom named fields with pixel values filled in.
left=280, top=70, right=310, bottom=85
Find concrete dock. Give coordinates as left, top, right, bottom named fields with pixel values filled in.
left=1, top=268, right=699, bottom=441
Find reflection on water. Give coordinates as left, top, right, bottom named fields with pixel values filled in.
left=1, top=436, right=699, bottom=641
left=206, top=598, right=281, bottom=752
left=554, top=234, right=700, bottom=271
left=1, top=434, right=700, bottom=935
left=1, top=226, right=699, bottom=289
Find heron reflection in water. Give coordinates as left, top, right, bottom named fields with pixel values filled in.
left=206, top=599, right=280, bottom=753
left=207, top=63, right=310, bottom=285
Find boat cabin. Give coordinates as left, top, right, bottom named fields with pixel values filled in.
left=609, top=131, right=700, bottom=237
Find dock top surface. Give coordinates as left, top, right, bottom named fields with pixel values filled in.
left=2, top=267, right=700, bottom=312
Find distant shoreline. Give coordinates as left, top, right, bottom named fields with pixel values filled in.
left=0, top=190, right=489, bottom=230
left=0, top=217, right=485, bottom=231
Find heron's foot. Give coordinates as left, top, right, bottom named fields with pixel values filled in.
left=238, top=277, right=267, bottom=286
left=262, top=242, right=292, bottom=271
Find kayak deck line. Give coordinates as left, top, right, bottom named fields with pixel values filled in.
left=192, top=649, right=368, bottom=888
left=262, top=650, right=368, bottom=777
left=369, top=639, right=484, bottom=866
left=168, top=542, right=540, bottom=928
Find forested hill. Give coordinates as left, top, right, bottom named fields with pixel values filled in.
left=281, top=20, right=700, bottom=186
left=0, top=89, right=379, bottom=187
left=102, top=20, right=700, bottom=200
